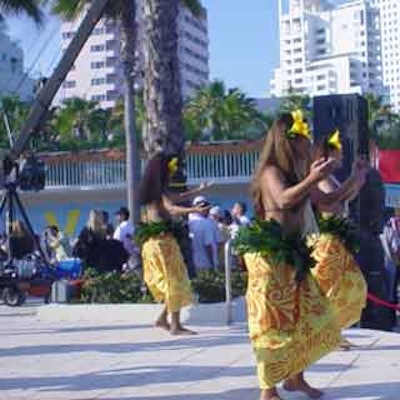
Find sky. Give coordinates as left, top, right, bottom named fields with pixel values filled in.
left=4, top=1, right=348, bottom=98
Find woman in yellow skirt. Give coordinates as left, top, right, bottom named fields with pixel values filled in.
left=235, top=111, right=341, bottom=400
left=137, top=149, right=210, bottom=335
left=310, top=131, right=369, bottom=342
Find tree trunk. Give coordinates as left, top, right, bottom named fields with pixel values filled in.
left=120, top=1, right=141, bottom=224
left=142, top=0, right=185, bottom=159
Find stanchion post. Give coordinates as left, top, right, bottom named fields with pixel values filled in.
left=224, top=240, right=232, bottom=325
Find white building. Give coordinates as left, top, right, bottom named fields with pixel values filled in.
left=270, top=0, right=383, bottom=98
left=0, top=23, right=35, bottom=102
left=367, top=0, right=400, bottom=112
left=57, top=2, right=209, bottom=109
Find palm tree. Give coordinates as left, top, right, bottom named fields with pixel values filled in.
left=0, top=0, right=43, bottom=22
left=48, top=0, right=140, bottom=222
left=142, top=0, right=202, bottom=159
left=364, top=92, right=400, bottom=137
left=0, top=94, right=30, bottom=148
left=279, top=86, right=311, bottom=119
left=184, top=80, right=267, bottom=141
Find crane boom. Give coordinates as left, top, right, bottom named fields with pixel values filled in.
left=10, top=0, right=110, bottom=162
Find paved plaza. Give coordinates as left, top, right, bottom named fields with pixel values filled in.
left=0, top=301, right=399, bottom=400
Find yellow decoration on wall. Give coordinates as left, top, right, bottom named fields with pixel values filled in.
left=44, top=210, right=81, bottom=236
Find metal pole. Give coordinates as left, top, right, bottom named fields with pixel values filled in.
left=224, top=240, right=232, bottom=325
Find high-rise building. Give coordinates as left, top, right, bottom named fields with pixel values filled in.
left=270, top=0, right=383, bottom=98
left=367, top=0, right=400, bottom=111
left=0, top=23, right=35, bottom=101
left=57, top=3, right=209, bottom=109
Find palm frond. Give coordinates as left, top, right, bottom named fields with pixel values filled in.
left=181, top=0, right=203, bottom=17
left=0, top=0, right=43, bottom=23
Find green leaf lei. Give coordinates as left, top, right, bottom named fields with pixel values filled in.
left=232, top=219, right=315, bottom=283
left=134, top=220, right=187, bottom=247
left=318, top=215, right=360, bottom=254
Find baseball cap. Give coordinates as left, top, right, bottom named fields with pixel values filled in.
left=115, top=206, right=130, bottom=218
left=192, top=196, right=210, bottom=206
left=209, top=206, right=222, bottom=217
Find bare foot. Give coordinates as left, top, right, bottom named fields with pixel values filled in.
left=340, top=337, right=356, bottom=351
left=154, top=319, right=170, bottom=332
left=283, top=377, right=323, bottom=399
left=170, top=326, right=197, bottom=336
left=260, top=387, right=283, bottom=400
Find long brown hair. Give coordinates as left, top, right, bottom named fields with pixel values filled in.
left=251, top=113, right=303, bottom=218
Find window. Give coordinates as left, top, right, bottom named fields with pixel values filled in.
left=106, top=74, right=116, bottom=84
left=63, top=81, right=76, bottom=89
left=317, top=85, right=326, bottom=91
left=106, top=57, right=117, bottom=67
left=91, top=61, right=105, bottom=69
left=317, top=74, right=325, bottom=80
left=90, top=44, right=105, bottom=52
left=91, top=78, right=105, bottom=86
left=62, top=31, right=75, bottom=39
left=93, top=28, right=104, bottom=35
left=91, top=94, right=106, bottom=101
left=106, top=40, right=117, bottom=51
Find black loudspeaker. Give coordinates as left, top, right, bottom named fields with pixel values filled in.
left=313, top=94, right=369, bottom=182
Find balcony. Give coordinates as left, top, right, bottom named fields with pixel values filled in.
left=41, top=141, right=261, bottom=190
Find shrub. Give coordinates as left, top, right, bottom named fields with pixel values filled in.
left=79, top=268, right=248, bottom=304
left=191, top=269, right=247, bottom=303
left=80, top=268, right=153, bottom=304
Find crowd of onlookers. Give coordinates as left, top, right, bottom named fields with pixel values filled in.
left=188, top=198, right=251, bottom=273
left=1, top=202, right=399, bottom=301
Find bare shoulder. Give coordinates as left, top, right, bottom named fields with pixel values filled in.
left=261, top=164, right=285, bottom=182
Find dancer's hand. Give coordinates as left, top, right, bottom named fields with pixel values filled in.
left=309, top=158, right=337, bottom=182
left=199, top=180, right=215, bottom=191
left=193, top=204, right=212, bottom=214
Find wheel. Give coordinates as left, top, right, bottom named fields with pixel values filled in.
left=3, top=287, right=26, bottom=307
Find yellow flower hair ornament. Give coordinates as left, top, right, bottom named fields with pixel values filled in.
left=287, top=109, right=312, bottom=140
left=327, top=129, right=342, bottom=151
left=168, top=157, right=179, bottom=176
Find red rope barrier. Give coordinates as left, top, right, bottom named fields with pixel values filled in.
left=367, top=292, right=400, bottom=311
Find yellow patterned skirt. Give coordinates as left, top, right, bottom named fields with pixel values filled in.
left=142, top=233, right=194, bottom=313
left=244, top=252, right=341, bottom=389
left=311, top=233, right=367, bottom=329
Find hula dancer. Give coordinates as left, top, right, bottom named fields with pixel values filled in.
left=310, top=130, right=369, bottom=345
left=137, top=150, right=210, bottom=335
left=234, top=111, right=341, bottom=400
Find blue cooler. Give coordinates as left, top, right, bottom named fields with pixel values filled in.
left=56, top=259, right=82, bottom=279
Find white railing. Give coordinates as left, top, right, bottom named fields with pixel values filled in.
left=43, top=149, right=400, bottom=210
left=45, top=151, right=260, bottom=189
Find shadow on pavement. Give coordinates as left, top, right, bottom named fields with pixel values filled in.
left=0, top=365, right=254, bottom=392
left=0, top=332, right=248, bottom=357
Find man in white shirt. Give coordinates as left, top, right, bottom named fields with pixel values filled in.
left=113, top=207, right=140, bottom=270
left=230, top=202, right=251, bottom=238
left=189, top=196, right=220, bottom=272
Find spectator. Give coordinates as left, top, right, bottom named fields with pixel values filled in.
left=44, top=225, right=70, bottom=262
left=380, top=208, right=399, bottom=304
left=189, top=196, right=219, bottom=272
left=230, top=202, right=251, bottom=238
left=9, top=220, right=34, bottom=259
left=73, top=210, right=128, bottom=272
left=113, top=207, right=141, bottom=270
left=209, top=206, right=229, bottom=267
